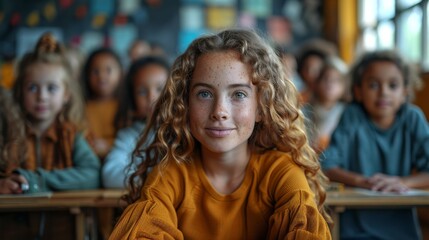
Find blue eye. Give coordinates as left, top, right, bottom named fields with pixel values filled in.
left=27, top=84, right=38, bottom=93
left=234, top=91, right=247, bottom=99
left=138, top=89, right=148, bottom=96
left=368, top=82, right=379, bottom=90
left=48, top=84, right=59, bottom=93
left=197, top=90, right=212, bottom=99
left=389, top=82, right=399, bottom=90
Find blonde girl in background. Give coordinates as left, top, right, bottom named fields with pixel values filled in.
left=0, top=33, right=100, bottom=239
left=109, top=29, right=331, bottom=239
left=81, top=47, right=123, bottom=159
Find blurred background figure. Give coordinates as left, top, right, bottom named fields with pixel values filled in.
left=128, top=40, right=152, bottom=63
left=296, top=39, right=338, bottom=103
left=303, top=55, right=349, bottom=153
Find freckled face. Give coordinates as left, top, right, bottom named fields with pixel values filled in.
left=189, top=51, right=261, bottom=155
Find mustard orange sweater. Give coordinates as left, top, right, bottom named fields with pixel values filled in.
left=110, top=150, right=330, bottom=240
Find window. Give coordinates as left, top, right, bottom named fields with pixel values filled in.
left=358, top=0, right=429, bottom=70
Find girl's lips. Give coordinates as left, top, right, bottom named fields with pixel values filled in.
left=205, top=128, right=233, bottom=137
left=35, top=106, right=48, bottom=112
left=376, top=101, right=390, bottom=107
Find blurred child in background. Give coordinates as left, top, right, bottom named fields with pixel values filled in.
left=321, top=50, right=429, bottom=240
left=0, top=32, right=100, bottom=239
left=103, top=56, right=169, bottom=188
left=81, top=47, right=123, bottom=159
left=296, top=39, right=337, bottom=103
left=303, top=55, right=349, bottom=152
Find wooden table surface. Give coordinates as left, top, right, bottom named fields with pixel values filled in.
left=1, top=188, right=429, bottom=240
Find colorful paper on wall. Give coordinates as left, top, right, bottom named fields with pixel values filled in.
left=181, top=0, right=204, bottom=4
left=43, top=3, right=57, bottom=21
left=205, top=0, right=236, bottom=6
left=207, top=6, right=235, bottom=30
left=180, top=5, right=204, bottom=30
left=60, top=0, right=73, bottom=9
left=10, top=13, right=20, bottom=26
left=243, top=0, right=271, bottom=17
left=131, top=8, right=148, bottom=23
left=110, top=24, right=137, bottom=59
left=118, top=0, right=141, bottom=14
left=91, top=0, right=114, bottom=15
left=92, top=14, right=107, bottom=28
left=238, top=12, right=256, bottom=28
left=178, top=29, right=207, bottom=53
left=27, top=11, right=40, bottom=27
left=75, top=5, right=88, bottom=19
left=80, top=31, right=104, bottom=54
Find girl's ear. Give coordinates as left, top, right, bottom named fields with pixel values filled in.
left=353, top=85, right=362, bottom=102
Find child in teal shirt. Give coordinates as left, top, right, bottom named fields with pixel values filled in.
left=321, top=50, right=429, bottom=240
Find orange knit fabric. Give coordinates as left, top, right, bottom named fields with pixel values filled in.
left=110, top=150, right=331, bottom=240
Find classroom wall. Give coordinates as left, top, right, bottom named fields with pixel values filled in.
left=0, top=0, right=325, bottom=63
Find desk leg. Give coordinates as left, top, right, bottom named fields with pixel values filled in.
left=331, top=207, right=345, bottom=240
left=70, top=207, right=85, bottom=240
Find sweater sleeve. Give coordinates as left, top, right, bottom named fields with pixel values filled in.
left=17, top=133, right=100, bottom=192
left=109, top=171, right=183, bottom=240
left=267, top=190, right=331, bottom=240
left=102, top=128, right=138, bottom=188
left=266, top=159, right=331, bottom=240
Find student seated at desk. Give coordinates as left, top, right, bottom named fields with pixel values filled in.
left=102, top=56, right=169, bottom=188
left=109, top=29, right=331, bottom=239
left=321, top=50, right=429, bottom=240
left=0, top=33, right=100, bottom=239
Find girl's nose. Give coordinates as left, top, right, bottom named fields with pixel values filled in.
left=37, top=88, right=48, bottom=100
left=211, top=98, right=228, bottom=120
left=380, top=84, right=389, bottom=96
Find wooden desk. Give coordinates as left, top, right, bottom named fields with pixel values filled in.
left=0, top=189, right=126, bottom=240
left=326, top=188, right=429, bottom=240
left=2, top=188, right=429, bottom=240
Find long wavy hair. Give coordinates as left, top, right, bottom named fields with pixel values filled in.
left=126, top=29, right=331, bottom=224
left=0, top=87, right=25, bottom=175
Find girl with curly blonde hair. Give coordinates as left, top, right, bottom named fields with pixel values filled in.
left=110, top=29, right=331, bottom=239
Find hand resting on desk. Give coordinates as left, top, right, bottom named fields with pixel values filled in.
left=0, top=173, right=28, bottom=194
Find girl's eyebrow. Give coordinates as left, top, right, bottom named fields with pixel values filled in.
left=191, top=82, right=252, bottom=90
